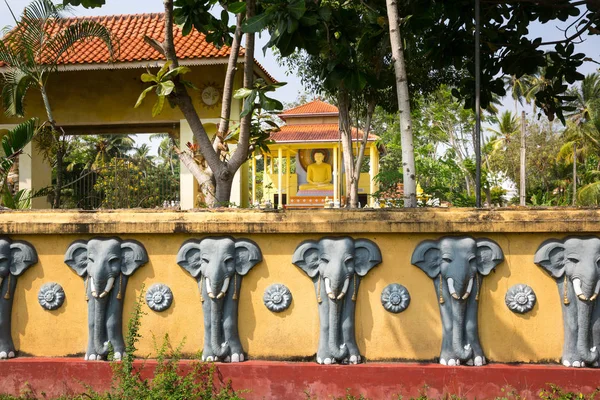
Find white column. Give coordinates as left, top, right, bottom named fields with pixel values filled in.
left=179, top=119, right=196, bottom=210
left=333, top=146, right=338, bottom=205
left=277, top=147, right=283, bottom=209
left=18, top=139, right=52, bottom=209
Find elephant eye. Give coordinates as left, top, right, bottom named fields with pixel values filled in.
left=87, top=257, right=95, bottom=263
left=109, top=257, right=120, bottom=267
left=201, top=257, right=209, bottom=264
left=442, top=257, right=452, bottom=263
left=320, top=257, right=329, bottom=264
left=568, top=257, right=579, bottom=263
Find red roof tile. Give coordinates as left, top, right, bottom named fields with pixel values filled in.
left=270, top=123, right=378, bottom=143
left=0, top=13, right=275, bottom=81
left=279, top=100, right=338, bottom=117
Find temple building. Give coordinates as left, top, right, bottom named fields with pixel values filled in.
left=253, top=100, right=380, bottom=208
left=0, top=13, right=274, bottom=209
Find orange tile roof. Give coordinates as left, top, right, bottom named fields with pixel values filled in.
left=0, top=13, right=275, bottom=81
left=279, top=100, right=339, bottom=117
left=270, top=123, right=378, bottom=143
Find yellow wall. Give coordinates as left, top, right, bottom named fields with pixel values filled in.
left=2, top=209, right=592, bottom=362
left=0, top=65, right=234, bottom=126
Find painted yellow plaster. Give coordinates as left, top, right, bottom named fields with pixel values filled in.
left=2, top=209, right=596, bottom=362
left=0, top=65, right=236, bottom=126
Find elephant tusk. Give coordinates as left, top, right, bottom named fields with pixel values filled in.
left=90, top=277, right=99, bottom=298
left=216, top=292, right=225, bottom=299
left=337, top=278, right=350, bottom=300
left=220, top=277, right=231, bottom=295
left=205, top=277, right=215, bottom=299
left=447, top=278, right=458, bottom=297
left=462, top=278, right=474, bottom=300
left=325, top=277, right=336, bottom=299
left=0, top=276, right=3, bottom=290
left=104, top=277, right=115, bottom=294
left=573, top=278, right=588, bottom=300
left=591, top=282, right=600, bottom=301
left=99, top=291, right=108, bottom=298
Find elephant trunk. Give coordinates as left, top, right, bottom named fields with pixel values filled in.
left=94, top=296, right=110, bottom=357
left=450, top=296, right=473, bottom=362
left=210, top=298, right=229, bottom=359
left=576, top=298, right=599, bottom=364
left=328, top=294, right=348, bottom=362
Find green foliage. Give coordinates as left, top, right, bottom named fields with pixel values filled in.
left=1, top=0, right=114, bottom=117
left=233, top=78, right=286, bottom=118
left=135, top=61, right=195, bottom=117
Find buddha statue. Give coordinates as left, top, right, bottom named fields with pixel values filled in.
left=299, top=151, right=333, bottom=191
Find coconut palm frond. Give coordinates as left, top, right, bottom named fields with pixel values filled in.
left=1, top=68, right=37, bottom=117
left=45, top=20, right=115, bottom=65
left=557, top=141, right=576, bottom=163
left=578, top=181, right=600, bottom=206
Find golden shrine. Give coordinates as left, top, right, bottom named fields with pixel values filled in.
left=250, top=100, right=380, bottom=208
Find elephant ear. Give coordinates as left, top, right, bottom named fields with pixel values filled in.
left=476, top=238, right=504, bottom=276
left=292, top=240, right=320, bottom=278
left=64, top=240, right=89, bottom=277
left=411, top=240, right=441, bottom=278
left=235, top=239, right=262, bottom=276
left=176, top=240, right=203, bottom=278
left=534, top=239, right=566, bottom=279
left=9, top=240, right=38, bottom=276
left=120, top=240, right=148, bottom=276
left=354, top=239, right=382, bottom=277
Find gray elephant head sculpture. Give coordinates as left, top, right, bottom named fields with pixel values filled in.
left=535, top=236, right=600, bottom=368
left=293, top=237, right=381, bottom=365
left=0, top=237, right=38, bottom=360
left=177, top=236, right=262, bottom=363
left=412, top=236, right=503, bottom=366
left=65, top=237, right=148, bottom=361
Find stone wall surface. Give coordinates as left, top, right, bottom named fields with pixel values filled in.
left=0, top=208, right=597, bottom=363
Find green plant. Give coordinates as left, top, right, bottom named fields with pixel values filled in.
left=539, top=384, right=600, bottom=400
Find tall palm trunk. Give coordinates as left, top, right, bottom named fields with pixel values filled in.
left=386, top=0, right=416, bottom=207
left=40, top=85, right=64, bottom=209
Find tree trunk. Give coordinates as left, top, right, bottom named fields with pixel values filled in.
left=224, top=0, right=257, bottom=207
left=520, top=111, right=526, bottom=206
left=39, top=85, right=65, bottom=209
left=573, top=144, right=577, bottom=206
left=338, top=90, right=356, bottom=208
left=386, top=0, right=416, bottom=207
left=175, top=146, right=217, bottom=207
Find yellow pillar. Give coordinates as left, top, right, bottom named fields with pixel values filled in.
left=333, top=145, right=338, bottom=205
left=252, top=155, right=257, bottom=204
left=285, top=150, right=290, bottom=201
left=369, top=144, right=376, bottom=206
left=278, top=148, right=283, bottom=209
left=263, top=153, right=268, bottom=203
left=18, top=138, right=52, bottom=209
left=179, top=120, right=197, bottom=210
left=277, top=147, right=283, bottom=209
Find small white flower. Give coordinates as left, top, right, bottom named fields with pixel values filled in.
left=38, top=283, right=65, bottom=311
left=263, top=284, right=292, bottom=312
left=381, top=284, right=410, bottom=313
left=146, top=284, right=173, bottom=312
left=505, top=284, right=536, bottom=314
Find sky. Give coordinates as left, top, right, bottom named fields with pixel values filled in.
left=1, top=0, right=599, bottom=151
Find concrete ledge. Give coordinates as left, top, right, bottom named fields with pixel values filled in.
left=1, top=359, right=600, bottom=399
left=1, top=208, right=600, bottom=234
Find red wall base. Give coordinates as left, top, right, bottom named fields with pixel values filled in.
left=1, top=359, right=600, bottom=399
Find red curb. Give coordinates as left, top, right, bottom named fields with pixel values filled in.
left=1, top=359, right=600, bottom=399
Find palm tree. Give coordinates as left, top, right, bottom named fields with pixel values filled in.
left=561, top=73, right=600, bottom=205
left=0, top=0, right=113, bottom=208
left=487, top=111, right=520, bottom=153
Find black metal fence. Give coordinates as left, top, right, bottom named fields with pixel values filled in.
left=60, top=158, right=179, bottom=209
